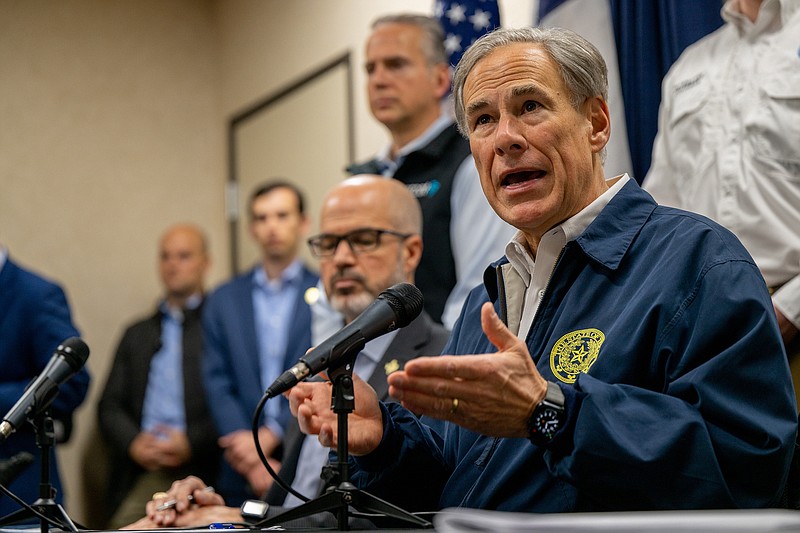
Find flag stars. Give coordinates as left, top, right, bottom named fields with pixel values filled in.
left=469, top=9, right=492, bottom=30
left=446, top=3, right=467, bottom=24
left=436, top=1, right=500, bottom=67
left=444, top=33, right=463, bottom=54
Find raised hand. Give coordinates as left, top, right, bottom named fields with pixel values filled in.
left=287, top=373, right=384, bottom=456
left=388, top=302, right=546, bottom=437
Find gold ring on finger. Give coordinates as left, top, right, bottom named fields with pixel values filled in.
left=450, top=397, right=459, bottom=414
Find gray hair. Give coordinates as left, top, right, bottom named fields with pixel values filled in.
left=371, top=13, right=448, bottom=67
left=452, top=27, right=609, bottom=136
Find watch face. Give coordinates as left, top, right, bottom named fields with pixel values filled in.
left=534, top=407, right=561, bottom=439
left=528, top=382, right=565, bottom=445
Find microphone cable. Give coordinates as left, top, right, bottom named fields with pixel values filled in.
left=251, top=392, right=310, bottom=505
left=250, top=383, right=434, bottom=526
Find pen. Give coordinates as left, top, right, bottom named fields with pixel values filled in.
left=156, top=486, right=215, bottom=511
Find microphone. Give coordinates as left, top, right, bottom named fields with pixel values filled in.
left=0, top=337, right=90, bottom=440
left=0, top=451, right=34, bottom=486
left=266, top=282, right=423, bottom=397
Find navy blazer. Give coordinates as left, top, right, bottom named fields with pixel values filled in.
left=202, top=263, right=318, bottom=504
left=0, top=257, right=90, bottom=516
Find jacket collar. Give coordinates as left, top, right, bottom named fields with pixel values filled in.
left=485, top=179, right=657, bottom=302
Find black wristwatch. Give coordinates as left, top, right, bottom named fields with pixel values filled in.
left=527, top=381, right=565, bottom=446
left=240, top=499, right=269, bottom=524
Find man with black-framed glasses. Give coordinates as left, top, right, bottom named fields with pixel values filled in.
left=266, top=176, right=449, bottom=510
left=307, top=228, right=411, bottom=259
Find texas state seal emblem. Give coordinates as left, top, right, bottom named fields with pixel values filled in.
left=549, top=328, right=604, bottom=383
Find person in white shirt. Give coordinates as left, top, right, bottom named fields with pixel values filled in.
left=644, top=0, right=800, bottom=375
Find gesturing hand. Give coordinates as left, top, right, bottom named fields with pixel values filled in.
left=388, top=302, right=547, bottom=437
left=287, top=373, right=384, bottom=456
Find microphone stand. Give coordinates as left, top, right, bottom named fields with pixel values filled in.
left=0, top=411, right=83, bottom=532
left=259, top=358, right=431, bottom=530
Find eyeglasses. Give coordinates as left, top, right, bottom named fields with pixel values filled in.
left=307, top=227, right=411, bottom=258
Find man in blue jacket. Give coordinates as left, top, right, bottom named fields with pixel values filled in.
left=202, top=181, right=318, bottom=506
left=288, top=27, right=797, bottom=513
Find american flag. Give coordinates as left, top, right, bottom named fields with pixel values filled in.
left=434, top=0, right=501, bottom=68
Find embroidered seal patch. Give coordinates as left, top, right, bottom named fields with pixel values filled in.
left=549, top=328, right=604, bottom=383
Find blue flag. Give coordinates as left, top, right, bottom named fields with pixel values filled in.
left=434, top=0, right=501, bottom=68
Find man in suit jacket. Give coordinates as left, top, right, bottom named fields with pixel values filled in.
left=97, top=224, right=220, bottom=528
left=131, top=175, right=449, bottom=529
left=267, top=175, right=449, bottom=513
left=202, top=181, right=319, bottom=505
left=0, top=247, right=90, bottom=518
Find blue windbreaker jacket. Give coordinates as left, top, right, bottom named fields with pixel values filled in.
left=348, top=180, right=797, bottom=513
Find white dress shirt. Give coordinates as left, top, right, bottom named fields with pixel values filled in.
left=644, top=0, right=800, bottom=329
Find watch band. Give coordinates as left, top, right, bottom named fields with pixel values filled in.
left=543, top=380, right=565, bottom=407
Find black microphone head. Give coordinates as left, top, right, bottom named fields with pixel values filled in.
left=378, top=283, right=424, bottom=328
left=57, top=337, right=90, bottom=370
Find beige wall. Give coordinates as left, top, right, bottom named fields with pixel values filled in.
left=0, top=0, right=224, bottom=527
left=0, top=0, right=533, bottom=526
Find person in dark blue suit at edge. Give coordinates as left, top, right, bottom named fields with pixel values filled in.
left=0, top=246, right=90, bottom=519
left=284, top=27, right=797, bottom=513
left=200, top=181, right=318, bottom=507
